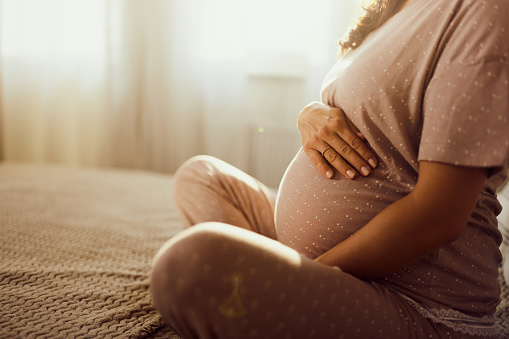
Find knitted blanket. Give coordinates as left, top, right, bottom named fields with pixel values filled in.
left=0, top=164, right=180, bottom=338
left=498, top=266, right=509, bottom=337
left=0, top=163, right=508, bottom=338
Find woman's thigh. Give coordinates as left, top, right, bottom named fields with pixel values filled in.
left=173, top=155, right=277, bottom=239
left=151, top=223, right=457, bottom=339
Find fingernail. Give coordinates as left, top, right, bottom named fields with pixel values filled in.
left=368, top=158, right=377, bottom=168
left=325, top=171, right=333, bottom=179
left=346, top=170, right=356, bottom=179
left=361, top=166, right=370, bottom=176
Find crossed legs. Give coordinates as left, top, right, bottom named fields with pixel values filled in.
left=150, top=156, right=467, bottom=339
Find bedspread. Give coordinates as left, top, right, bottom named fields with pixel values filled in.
left=0, top=163, right=179, bottom=338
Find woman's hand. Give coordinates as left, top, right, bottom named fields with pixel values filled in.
left=298, top=101, right=378, bottom=179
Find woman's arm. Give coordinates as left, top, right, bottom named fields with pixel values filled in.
left=315, top=161, right=488, bottom=279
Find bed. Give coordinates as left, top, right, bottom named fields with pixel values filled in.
left=0, top=163, right=508, bottom=338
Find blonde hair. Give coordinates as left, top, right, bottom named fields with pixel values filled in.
left=338, top=0, right=406, bottom=57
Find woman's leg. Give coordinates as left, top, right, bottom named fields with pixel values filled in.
left=173, top=155, right=277, bottom=239
left=151, top=223, right=463, bottom=339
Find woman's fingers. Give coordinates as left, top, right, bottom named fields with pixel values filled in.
left=304, top=146, right=336, bottom=179
left=304, top=141, right=363, bottom=180
left=320, top=118, right=376, bottom=176
left=322, top=146, right=358, bottom=179
left=306, top=144, right=359, bottom=180
left=333, top=128, right=378, bottom=175
left=344, top=119, right=378, bottom=168
left=323, top=137, right=368, bottom=178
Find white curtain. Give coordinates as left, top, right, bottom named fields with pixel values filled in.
left=0, top=0, right=359, bottom=179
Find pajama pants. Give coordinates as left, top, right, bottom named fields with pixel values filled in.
left=150, top=155, right=481, bottom=339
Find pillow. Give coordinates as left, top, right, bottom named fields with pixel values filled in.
left=498, top=180, right=509, bottom=283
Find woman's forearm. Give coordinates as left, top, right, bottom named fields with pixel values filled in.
left=315, top=161, right=488, bottom=279
left=315, top=192, right=457, bottom=279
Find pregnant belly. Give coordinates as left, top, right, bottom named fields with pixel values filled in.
left=274, top=149, right=407, bottom=259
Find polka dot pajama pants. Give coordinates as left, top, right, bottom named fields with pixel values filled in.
left=150, top=156, right=476, bottom=339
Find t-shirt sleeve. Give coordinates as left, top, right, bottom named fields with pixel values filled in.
left=418, top=0, right=509, bottom=170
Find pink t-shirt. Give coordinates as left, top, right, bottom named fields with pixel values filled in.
left=275, top=0, right=509, bottom=317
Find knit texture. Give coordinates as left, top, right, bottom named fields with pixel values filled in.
left=497, top=267, right=509, bottom=338
left=0, top=164, right=180, bottom=338
left=0, top=163, right=508, bottom=338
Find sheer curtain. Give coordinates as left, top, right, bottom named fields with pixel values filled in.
left=0, top=0, right=359, bottom=179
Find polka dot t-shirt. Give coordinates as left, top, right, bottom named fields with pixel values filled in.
left=275, top=0, right=509, bottom=316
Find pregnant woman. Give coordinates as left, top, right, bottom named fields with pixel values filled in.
left=151, top=0, right=509, bottom=337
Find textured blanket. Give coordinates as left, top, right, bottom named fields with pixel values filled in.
left=0, top=164, right=180, bottom=338
left=0, top=163, right=508, bottom=338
